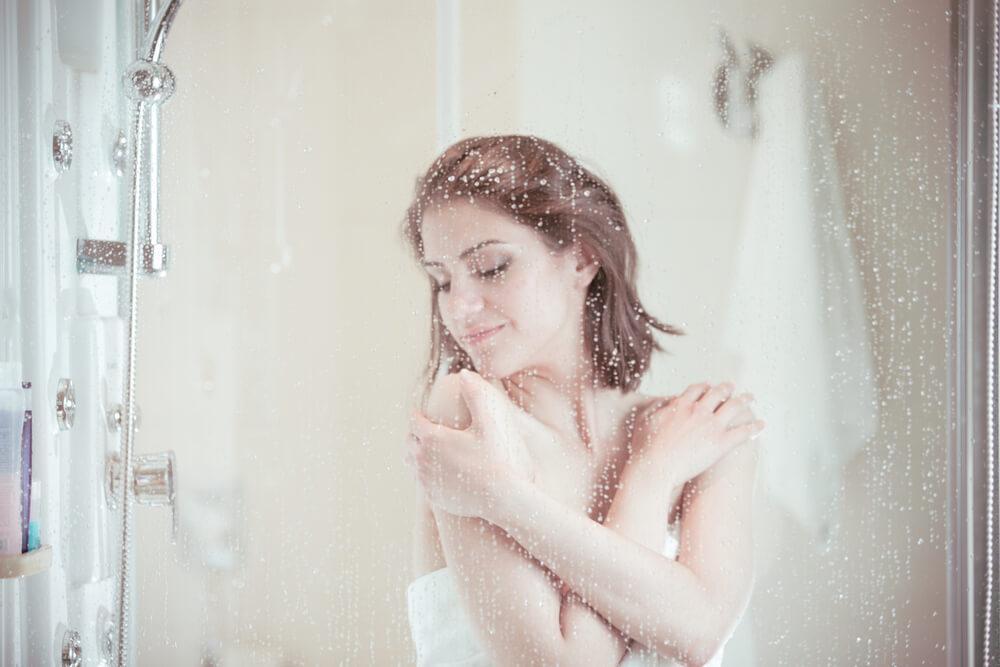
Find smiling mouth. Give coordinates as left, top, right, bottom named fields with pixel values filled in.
left=463, top=325, right=505, bottom=346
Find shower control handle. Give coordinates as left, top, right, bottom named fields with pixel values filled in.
left=134, top=451, right=177, bottom=543
left=106, top=451, right=178, bottom=541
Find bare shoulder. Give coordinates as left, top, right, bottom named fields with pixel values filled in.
left=626, top=390, right=677, bottom=421
left=618, top=390, right=687, bottom=522
left=688, top=399, right=762, bottom=491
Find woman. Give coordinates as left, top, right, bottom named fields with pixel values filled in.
left=400, top=135, right=765, bottom=666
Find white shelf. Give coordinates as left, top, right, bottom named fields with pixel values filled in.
left=0, top=545, right=52, bottom=579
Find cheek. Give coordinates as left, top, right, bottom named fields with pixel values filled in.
left=504, top=272, right=570, bottom=335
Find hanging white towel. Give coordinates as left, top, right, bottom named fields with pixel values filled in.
left=721, top=52, right=879, bottom=546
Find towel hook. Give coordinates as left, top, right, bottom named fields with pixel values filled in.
left=712, top=27, right=774, bottom=139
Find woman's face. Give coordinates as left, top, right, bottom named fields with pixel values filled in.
left=420, top=201, right=597, bottom=380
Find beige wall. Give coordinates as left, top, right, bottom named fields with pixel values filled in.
left=133, top=1, right=951, bottom=664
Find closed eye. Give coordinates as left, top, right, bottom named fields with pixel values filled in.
left=436, top=261, right=509, bottom=293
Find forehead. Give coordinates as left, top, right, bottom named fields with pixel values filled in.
left=420, top=201, right=538, bottom=262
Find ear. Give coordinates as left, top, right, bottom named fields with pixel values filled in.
left=571, top=242, right=601, bottom=289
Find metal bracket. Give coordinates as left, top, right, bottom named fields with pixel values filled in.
left=76, top=239, right=169, bottom=276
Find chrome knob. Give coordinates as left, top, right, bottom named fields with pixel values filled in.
left=52, top=120, right=73, bottom=173
left=134, top=450, right=175, bottom=507
left=106, top=403, right=142, bottom=432
left=135, top=450, right=178, bottom=542
left=123, top=60, right=175, bottom=105
left=56, top=378, right=75, bottom=431
left=96, top=607, right=115, bottom=663
left=106, top=451, right=178, bottom=541
left=110, top=130, right=127, bottom=178
left=61, top=628, right=81, bottom=667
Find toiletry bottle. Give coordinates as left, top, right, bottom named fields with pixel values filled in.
left=0, top=362, right=24, bottom=555
left=19, top=382, right=31, bottom=553
left=27, top=481, right=39, bottom=551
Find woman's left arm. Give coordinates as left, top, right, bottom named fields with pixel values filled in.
left=489, top=438, right=761, bottom=667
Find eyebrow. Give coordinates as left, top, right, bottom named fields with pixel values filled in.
left=420, top=240, right=508, bottom=268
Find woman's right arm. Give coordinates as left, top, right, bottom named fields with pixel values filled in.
left=431, top=503, right=630, bottom=666
left=416, top=373, right=630, bottom=667
left=412, top=487, right=447, bottom=580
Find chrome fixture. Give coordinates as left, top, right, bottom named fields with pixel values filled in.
left=123, top=60, right=175, bottom=104
left=52, top=120, right=73, bottom=173
left=105, top=451, right=178, bottom=540
left=61, top=628, right=81, bottom=667
left=77, top=239, right=167, bottom=276
left=111, top=130, right=127, bottom=178
left=112, top=2, right=186, bottom=665
left=78, top=0, right=183, bottom=279
left=55, top=378, right=75, bottom=431
left=106, top=402, right=142, bottom=433
left=96, top=607, right=115, bottom=663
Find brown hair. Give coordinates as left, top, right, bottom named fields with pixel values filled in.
left=400, top=134, right=684, bottom=408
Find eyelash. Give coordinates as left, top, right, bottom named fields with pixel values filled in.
left=436, top=261, right=509, bottom=293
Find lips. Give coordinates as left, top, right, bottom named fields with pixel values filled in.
left=462, top=324, right=505, bottom=345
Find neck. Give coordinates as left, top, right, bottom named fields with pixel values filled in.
left=502, top=304, right=613, bottom=447
left=504, top=363, right=607, bottom=449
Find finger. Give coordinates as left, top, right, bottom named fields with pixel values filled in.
left=457, top=369, right=509, bottom=432
left=485, top=375, right=508, bottom=395
left=699, top=382, right=736, bottom=413
left=633, top=397, right=668, bottom=426
left=409, top=409, right=448, bottom=441
left=725, top=406, right=755, bottom=430
left=713, top=391, right=753, bottom=423
left=721, top=418, right=767, bottom=447
left=679, top=382, right=711, bottom=404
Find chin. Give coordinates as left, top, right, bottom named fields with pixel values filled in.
left=468, top=349, right=516, bottom=380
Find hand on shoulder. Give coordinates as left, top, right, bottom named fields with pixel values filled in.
left=625, top=382, right=765, bottom=485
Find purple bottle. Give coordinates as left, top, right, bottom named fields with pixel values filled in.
left=20, top=381, right=31, bottom=553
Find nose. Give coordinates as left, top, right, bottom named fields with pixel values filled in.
left=445, top=275, right=485, bottom=319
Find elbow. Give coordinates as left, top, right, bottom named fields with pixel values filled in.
left=555, top=644, right=624, bottom=667
left=549, top=633, right=627, bottom=667
left=489, top=638, right=565, bottom=667
left=688, top=591, right=750, bottom=666
left=686, top=634, right=724, bottom=667
left=675, top=598, right=728, bottom=666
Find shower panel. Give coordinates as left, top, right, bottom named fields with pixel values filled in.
left=1, top=0, right=180, bottom=664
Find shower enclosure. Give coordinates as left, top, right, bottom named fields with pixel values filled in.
left=1, top=0, right=997, bottom=665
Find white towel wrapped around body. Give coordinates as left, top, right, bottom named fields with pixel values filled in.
left=407, top=521, right=727, bottom=666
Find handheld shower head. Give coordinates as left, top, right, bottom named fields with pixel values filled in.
left=143, top=0, right=184, bottom=63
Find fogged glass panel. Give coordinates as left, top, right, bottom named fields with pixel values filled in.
left=135, top=1, right=952, bottom=664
